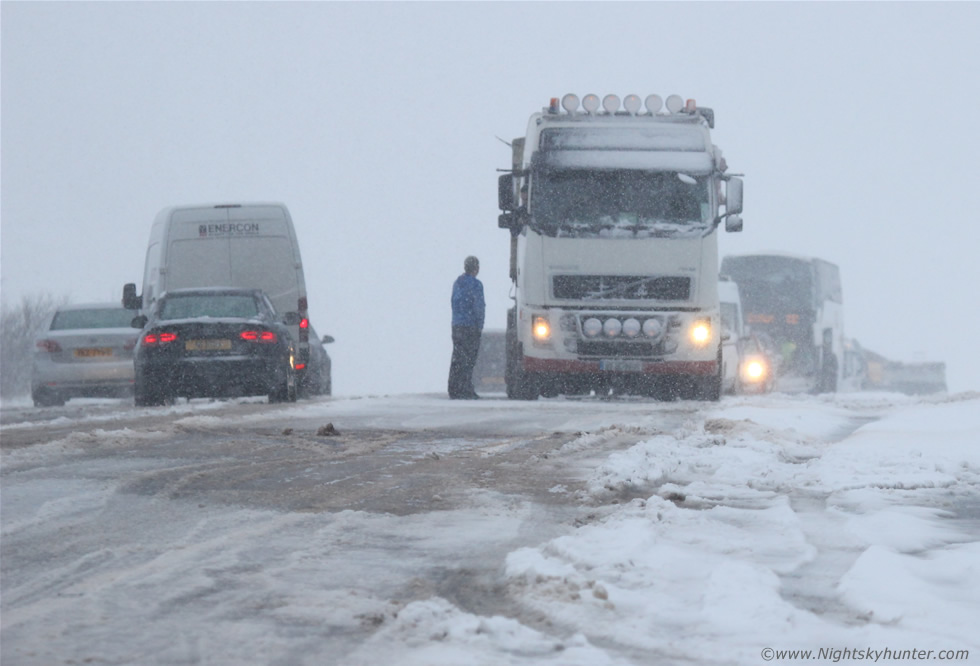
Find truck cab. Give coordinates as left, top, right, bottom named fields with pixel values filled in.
left=498, top=94, right=743, bottom=400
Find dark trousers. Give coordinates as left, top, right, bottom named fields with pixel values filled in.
left=448, top=326, right=481, bottom=398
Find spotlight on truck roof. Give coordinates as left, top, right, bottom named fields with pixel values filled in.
left=666, top=94, right=685, bottom=113
left=623, top=94, right=642, bottom=114
left=561, top=94, right=580, bottom=113
left=582, top=94, right=601, bottom=114
left=645, top=95, right=663, bottom=114
left=602, top=94, right=620, bottom=113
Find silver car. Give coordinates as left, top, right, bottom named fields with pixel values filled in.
left=31, top=303, right=139, bottom=407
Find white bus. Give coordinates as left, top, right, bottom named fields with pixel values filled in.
left=720, top=253, right=843, bottom=393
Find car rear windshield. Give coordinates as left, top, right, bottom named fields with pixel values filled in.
left=51, top=309, right=135, bottom=330
left=159, top=294, right=260, bottom=320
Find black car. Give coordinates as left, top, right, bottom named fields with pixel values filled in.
left=132, top=288, right=297, bottom=406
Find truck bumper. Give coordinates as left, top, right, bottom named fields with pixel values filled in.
left=524, top=357, right=718, bottom=376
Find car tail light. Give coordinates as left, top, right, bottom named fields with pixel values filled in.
left=143, top=332, right=177, bottom=345
left=240, top=330, right=277, bottom=343
left=295, top=363, right=306, bottom=370
left=36, top=339, right=62, bottom=353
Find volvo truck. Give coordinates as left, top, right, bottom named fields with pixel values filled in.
left=497, top=94, right=743, bottom=400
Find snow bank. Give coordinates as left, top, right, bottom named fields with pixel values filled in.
left=502, top=393, right=980, bottom=661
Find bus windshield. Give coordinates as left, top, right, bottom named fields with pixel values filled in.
left=529, top=170, right=711, bottom=238
left=720, top=255, right=814, bottom=315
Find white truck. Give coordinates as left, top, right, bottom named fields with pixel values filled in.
left=497, top=94, right=743, bottom=400
left=122, top=202, right=332, bottom=396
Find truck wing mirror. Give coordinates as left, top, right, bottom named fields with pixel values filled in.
left=726, top=177, right=743, bottom=216
left=321, top=334, right=335, bottom=344
left=122, top=283, right=142, bottom=310
left=131, top=314, right=148, bottom=329
left=725, top=215, right=743, bottom=233
left=498, top=173, right=516, bottom=211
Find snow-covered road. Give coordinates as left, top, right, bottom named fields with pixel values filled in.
left=1, top=391, right=978, bottom=665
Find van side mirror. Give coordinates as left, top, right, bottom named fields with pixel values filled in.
left=282, top=312, right=302, bottom=326
left=321, top=335, right=335, bottom=344
left=498, top=174, right=516, bottom=211
left=123, top=283, right=142, bottom=310
left=131, top=314, right=148, bottom=329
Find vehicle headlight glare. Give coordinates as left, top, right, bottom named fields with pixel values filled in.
left=622, top=318, right=641, bottom=338
left=690, top=320, right=711, bottom=345
left=603, top=318, right=622, bottom=337
left=743, top=359, right=767, bottom=381
left=583, top=317, right=602, bottom=338
left=532, top=315, right=551, bottom=341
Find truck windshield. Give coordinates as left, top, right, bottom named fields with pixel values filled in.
left=530, top=170, right=710, bottom=238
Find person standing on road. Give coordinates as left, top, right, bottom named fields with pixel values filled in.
left=448, top=255, right=485, bottom=400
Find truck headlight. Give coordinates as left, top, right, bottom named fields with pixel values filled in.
left=690, top=319, right=711, bottom=346
left=532, top=315, right=551, bottom=341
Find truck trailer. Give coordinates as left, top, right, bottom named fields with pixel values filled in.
left=497, top=94, right=743, bottom=400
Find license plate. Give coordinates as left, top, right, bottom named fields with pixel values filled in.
left=599, top=359, right=644, bottom=372
left=74, top=348, right=112, bottom=358
left=186, top=339, right=232, bottom=351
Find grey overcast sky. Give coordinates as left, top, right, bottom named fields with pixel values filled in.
left=3, top=2, right=979, bottom=395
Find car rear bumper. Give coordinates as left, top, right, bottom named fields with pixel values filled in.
left=32, top=360, right=135, bottom=396
left=138, top=357, right=282, bottom=398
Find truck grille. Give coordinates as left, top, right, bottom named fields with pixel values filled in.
left=553, top=275, right=690, bottom=301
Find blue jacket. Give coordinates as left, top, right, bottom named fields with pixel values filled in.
left=451, top=273, right=485, bottom=330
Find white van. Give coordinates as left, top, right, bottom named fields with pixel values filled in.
left=718, top=277, right=744, bottom=395
left=123, top=202, right=331, bottom=395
